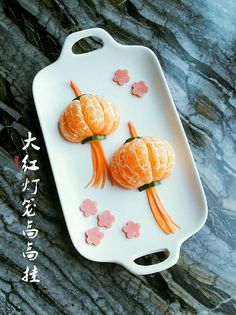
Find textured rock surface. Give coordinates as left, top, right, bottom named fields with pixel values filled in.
left=0, top=0, right=236, bottom=314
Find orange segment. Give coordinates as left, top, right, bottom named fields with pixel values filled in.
left=110, top=149, right=134, bottom=189
left=114, top=139, right=152, bottom=189
left=116, top=144, right=142, bottom=187
left=96, top=96, right=120, bottom=135
left=142, top=137, right=168, bottom=181
left=64, top=100, right=93, bottom=142
left=161, top=140, right=175, bottom=180
left=59, top=112, right=81, bottom=142
left=80, top=95, right=104, bottom=134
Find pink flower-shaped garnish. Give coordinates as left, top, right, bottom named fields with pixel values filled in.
left=80, top=199, right=98, bottom=217
left=113, top=69, right=130, bottom=85
left=132, top=81, right=149, bottom=97
left=97, top=210, right=115, bottom=228
left=122, top=221, right=141, bottom=239
left=85, top=227, right=104, bottom=246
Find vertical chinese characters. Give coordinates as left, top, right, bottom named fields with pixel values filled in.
left=21, top=132, right=41, bottom=283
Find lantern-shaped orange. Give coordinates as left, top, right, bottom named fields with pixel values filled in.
left=59, top=81, right=120, bottom=188
left=110, top=121, right=179, bottom=234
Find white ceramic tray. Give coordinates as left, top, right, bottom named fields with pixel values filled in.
left=33, top=28, right=208, bottom=275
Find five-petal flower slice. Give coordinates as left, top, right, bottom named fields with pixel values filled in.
left=85, top=227, right=104, bottom=246
left=80, top=199, right=98, bottom=217
left=122, top=221, right=141, bottom=239
left=97, top=210, right=115, bottom=228
left=113, top=69, right=130, bottom=85
left=132, top=81, right=149, bottom=97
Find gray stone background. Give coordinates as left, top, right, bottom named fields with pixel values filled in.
left=0, top=0, right=235, bottom=314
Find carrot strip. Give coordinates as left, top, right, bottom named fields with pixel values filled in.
left=149, top=187, right=179, bottom=233
left=85, top=143, right=96, bottom=188
left=96, top=140, right=115, bottom=186
left=128, top=121, right=138, bottom=137
left=93, top=141, right=105, bottom=189
left=93, top=141, right=103, bottom=188
left=70, top=80, right=81, bottom=97
left=151, top=191, right=174, bottom=233
left=150, top=190, right=174, bottom=234
left=84, top=141, right=106, bottom=189
left=152, top=188, right=180, bottom=229
left=146, top=189, right=171, bottom=234
left=92, top=142, right=100, bottom=187
left=91, top=142, right=101, bottom=188
left=98, top=145, right=104, bottom=187
left=96, top=142, right=107, bottom=189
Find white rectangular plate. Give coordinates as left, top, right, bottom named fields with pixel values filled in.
left=33, top=28, right=208, bottom=275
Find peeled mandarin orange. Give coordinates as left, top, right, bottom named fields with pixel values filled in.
left=59, top=96, right=120, bottom=142
left=59, top=81, right=120, bottom=188
left=110, top=136, right=175, bottom=189
left=110, top=121, right=179, bottom=234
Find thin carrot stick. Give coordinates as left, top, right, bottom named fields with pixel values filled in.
left=93, top=141, right=105, bottom=189
left=84, top=140, right=109, bottom=188
left=146, top=189, right=171, bottom=234
left=93, top=141, right=103, bottom=187
left=128, top=121, right=138, bottom=137
left=85, top=143, right=97, bottom=188
left=150, top=189, right=174, bottom=233
left=96, top=142, right=107, bottom=189
left=70, top=80, right=81, bottom=97
left=92, top=142, right=100, bottom=187
left=96, top=140, right=115, bottom=186
left=149, top=189, right=174, bottom=233
left=152, top=188, right=180, bottom=229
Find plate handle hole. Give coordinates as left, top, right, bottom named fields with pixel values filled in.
left=134, top=249, right=169, bottom=266
left=72, top=36, right=103, bottom=55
